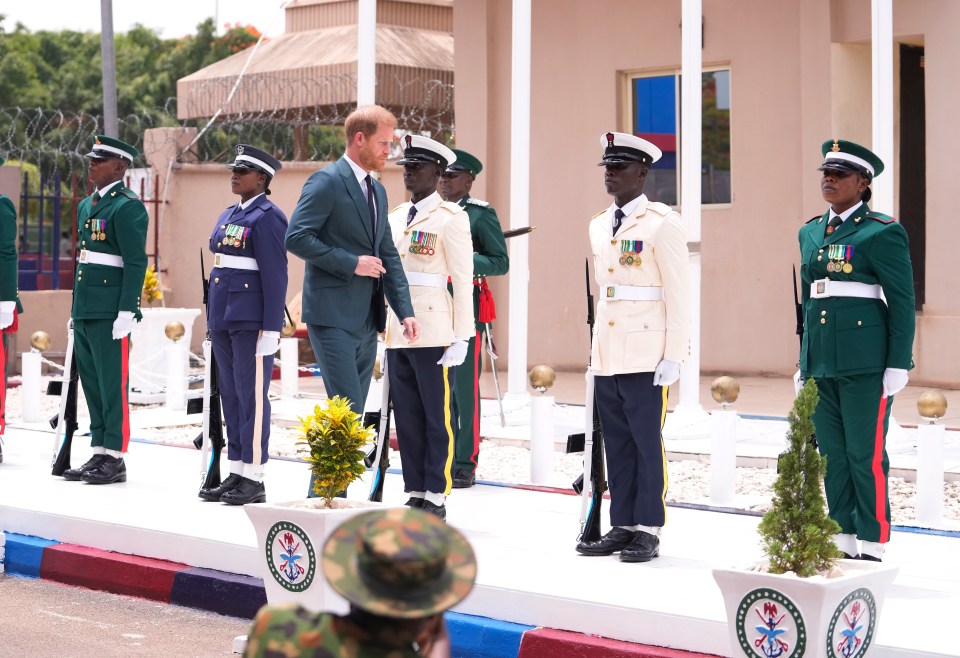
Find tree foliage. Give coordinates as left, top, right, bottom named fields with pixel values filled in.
left=758, top=379, right=842, bottom=577
left=0, top=15, right=260, bottom=115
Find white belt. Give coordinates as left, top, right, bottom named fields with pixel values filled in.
left=213, top=253, right=259, bottom=271
left=405, top=271, right=447, bottom=288
left=810, top=279, right=883, bottom=301
left=78, top=250, right=123, bottom=267
left=601, top=285, right=663, bottom=302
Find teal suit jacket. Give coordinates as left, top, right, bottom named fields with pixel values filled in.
left=286, top=157, right=413, bottom=328
left=798, top=203, right=915, bottom=378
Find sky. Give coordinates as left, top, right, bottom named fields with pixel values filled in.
left=2, top=0, right=290, bottom=39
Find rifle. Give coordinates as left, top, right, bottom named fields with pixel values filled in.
left=793, top=264, right=803, bottom=347
left=483, top=323, right=506, bottom=426
left=187, top=250, right=226, bottom=489
left=48, top=328, right=79, bottom=476
left=366, top=358, right=391, bottom=502
left=567, top=258, right=606, bottom=543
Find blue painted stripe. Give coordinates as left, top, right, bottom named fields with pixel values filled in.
left=447, top=611, right=532, bottom=658
left=170, top=567, right=267, bottom=619
left=2, top=532, right=58, bottom=578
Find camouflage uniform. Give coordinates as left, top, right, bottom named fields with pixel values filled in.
left=244, top=606, right=421, bottom=657
left=245, top=508, right=477, bottom=657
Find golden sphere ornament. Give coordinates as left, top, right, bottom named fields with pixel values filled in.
left=917, top=391, right=948, bottom=419
left=528, top=365, right=556, bottom=393
left=30, top=330, right=52, bottom=352
left=280, top=320, right=297, bottom=338
left=710, top=376, right=740, bottom=405
left=164, top=320, right=185, bottom=342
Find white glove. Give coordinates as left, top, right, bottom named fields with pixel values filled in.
left=111, top=311, right=136, bottom=340
left=793, top=369, right=803, bottom=395
left=882, top=367, right=909, bottom=397
left=437, top=339, right=470, bottom=368
left=653, top=359, right=681, bottom=386
left=256, top=331, right=281, bottom=356
left=0, top=304, right=12, bottom=330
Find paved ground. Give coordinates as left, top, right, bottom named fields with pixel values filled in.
left=0, top=575, right=248, bottom=657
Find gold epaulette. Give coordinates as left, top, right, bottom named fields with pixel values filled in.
left=439, top=201, right=463, bottom=213
left=389, top=204, right=407, bottom=214
left=590, top=209, right=606, bottom=219
left=466, top=197, right=489, bottom=207
left=646, top=201, right=672, bottom=215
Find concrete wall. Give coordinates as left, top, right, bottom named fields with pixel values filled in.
left=451, top=0, right=960, bottom=386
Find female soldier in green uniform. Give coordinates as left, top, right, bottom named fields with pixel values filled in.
left=797, top=139, right=915, bottom=561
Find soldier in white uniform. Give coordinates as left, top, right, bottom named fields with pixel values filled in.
left=576, top=132, right=690, bottom=562
left=385, top=135, right=474, bottom=520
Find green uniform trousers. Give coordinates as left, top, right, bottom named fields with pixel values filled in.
left=453, top=329, right=484, bottom=474
left=74, top=319, right=130, bottom=452
left=812, top=372, right=892, bottom=543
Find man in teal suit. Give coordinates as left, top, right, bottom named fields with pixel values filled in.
left=798, top=139, right=915, bottom=562
left=1, top=152, right=24, bottom=454
left=286, top=105, right=419, bottom=495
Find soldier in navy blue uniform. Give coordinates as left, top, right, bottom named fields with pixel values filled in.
left=198, top=145, right=288, bottom=505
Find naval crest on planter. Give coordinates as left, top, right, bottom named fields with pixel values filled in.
left=736, top=587, right=807, bottom=658
left=265, top=520, right=317, bottom=592
left=826, top=588, right=877, bottom=658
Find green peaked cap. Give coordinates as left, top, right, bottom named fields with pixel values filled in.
left=85, top=134, right=138, bottom=162
left=447, top=148, right=483, bottom=178
left=819, top=138, right=884, bottom=178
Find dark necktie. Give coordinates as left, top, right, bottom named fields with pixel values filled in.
left=365, top=175, right=377, bottom=233
left=613, top=208, right=625, bottom=235
left=92, top=191, right=101, bottom=207
left=826, top=214, right=842, bottom=235
left=407, top=205, right=418, bottom=226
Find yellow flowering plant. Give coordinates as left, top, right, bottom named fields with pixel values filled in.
left=142, top=264, right=163, bottom=306
left=297, top=396, right=374, bottom=507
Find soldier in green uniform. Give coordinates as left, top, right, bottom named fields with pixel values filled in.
left=244, top=508, right=477, bottom=658
left=62, top=135, right=149, bottom=485
left=798, top=139, right=915, bottom=562
left=1, top=152, right=24, bottom=458
left=439, top=149, right=509, bottom=488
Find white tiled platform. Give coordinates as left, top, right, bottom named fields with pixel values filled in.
left=1, top=420, right=958, bottom=657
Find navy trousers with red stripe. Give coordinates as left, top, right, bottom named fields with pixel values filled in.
left=594, top=371, right=669, bottom=528
left=388, top=346, right=456, bottom=496
left=73, top=319, right=130, bottom=452
left=813, top=372, right=892, bottom=543
left=211, top=329, right=272, bottom=466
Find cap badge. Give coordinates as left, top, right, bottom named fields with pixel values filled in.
left=405, top=135, right=413, bottom=148
left=831, top=139, right=840, bottom=152
left=606, top=132, right=615, bottom=147
left=237, top=145, right=245, bottom=155
left=95, top=136, right=102, bottom=145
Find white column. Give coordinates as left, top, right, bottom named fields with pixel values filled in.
left=871, top=0, right=894, bottom=212
left=357, top=0, right=377, bottom=106
left=915, top=422, right=945, bottom=527
left=668, top=0, right=708, bottom=434
left=280, top=337, right=299, bottom=398
left=165, top=342, right=187, bottom=410
left=709, top=408, right=738, bottom=507
left=20, top=351, right=43, bottom=423
left=507, top=0, right=531, bottom=397
left=529, top=394, right=555, bottom=484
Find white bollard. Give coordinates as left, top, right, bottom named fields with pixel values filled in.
left=710, top=408, right=738, bottom=507
left=20, top=350, right=43, bottom=422
left=280, top=337, right=299, bottom=398
left=529, top=394, right=555, bottom=485
left=164, top=342, right=187, bottom=410
left=915, top=421, right=945, bottom=526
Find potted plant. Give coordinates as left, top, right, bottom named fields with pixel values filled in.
left=244, top=396, right=390, bottom=612
left=712, top=380, right=898, bottom=658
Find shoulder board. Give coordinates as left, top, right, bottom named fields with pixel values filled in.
left=118, top=188, right=139, bottom=200
left=645, top=201, right=672, bottom=216
left=805, top=215, right=821, bottom=224
left=466, top=197, right=489, bottom=207
left=439, top=201, right=462, bottom=213
left=389, top=204, right=406, bottom=214
left=865, top=211, right=895, bottom=224
left=590, top=209, right=606, bottom=219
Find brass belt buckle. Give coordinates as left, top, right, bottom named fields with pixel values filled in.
left=214, top=253, right=223, bottom=268
left=606, top=286, right=616, bottom=298
left=79, top=249, right=88, bottom=263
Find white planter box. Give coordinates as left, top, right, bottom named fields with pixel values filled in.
left=713, top=560, right=898, bottom=658
left=129, top=307, right=201, bottom=401
left=245, top=498, right=398, bottom=613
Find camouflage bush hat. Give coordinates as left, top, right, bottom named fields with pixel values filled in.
left=322, top=507, right=477, bottom=619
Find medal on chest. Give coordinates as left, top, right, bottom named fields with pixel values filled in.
left=618, top=239, right=643, bottom=267
left=826, top=244, right=854, bottom=273
left=225, top=223, right=249, bottom=249
left=409, top=230, right=437, bottom=256
left=91, top=219, right=106, bottom=241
